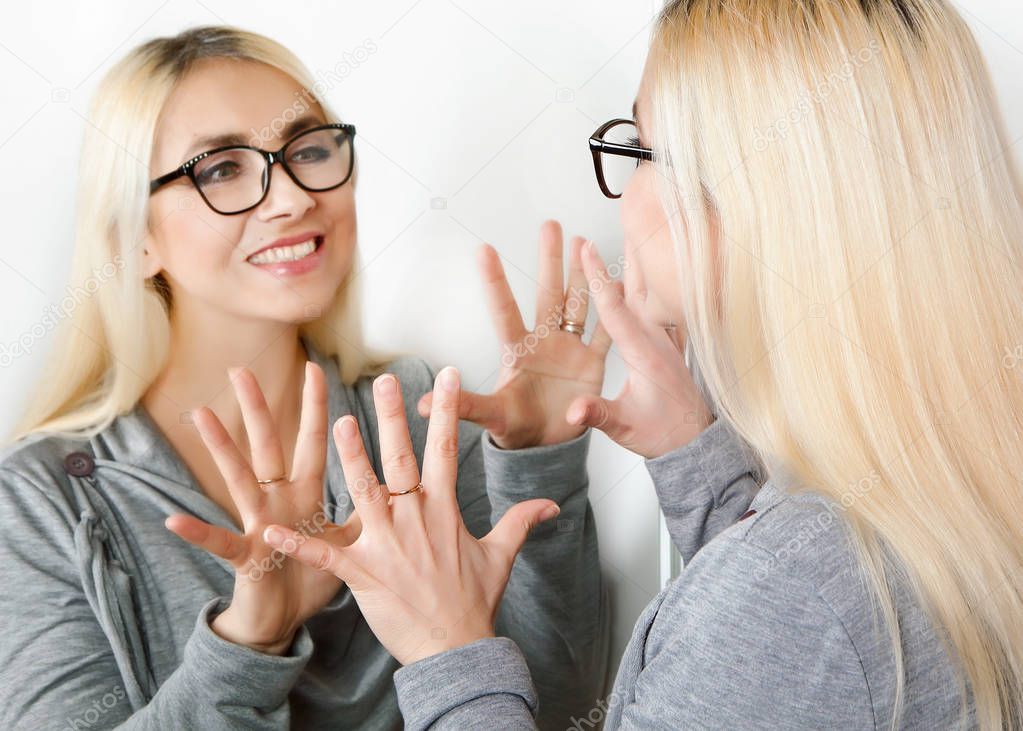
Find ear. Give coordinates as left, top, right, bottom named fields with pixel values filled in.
left=141, top=233, right=164, bottom=280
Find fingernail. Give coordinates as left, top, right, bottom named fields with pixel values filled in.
left=338, top=415, right=356, bottom=439
left=541, top=504, right=561, bottom=521
left=375, top=374, right=397, bottom=395
left=439, top=367, right=459, bottom=392
left=567, top=404, right=586, bottom=425
left=263, top=526, right=284, bottom=546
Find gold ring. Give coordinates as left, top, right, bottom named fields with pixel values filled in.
left=388, top=481, right=424, bottom=497
left=256, top=474, right=287, bottom=485
left=560, top=319, right=585, bottom=335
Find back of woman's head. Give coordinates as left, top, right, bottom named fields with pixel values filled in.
left=648, top=1, right=1023, bottom=727
left=11, top=26, right=372, bottom=442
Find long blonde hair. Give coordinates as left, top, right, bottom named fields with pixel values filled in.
left=11, top=26, right=385, bottom=442
left=651, top=1, right=1023, bottom=727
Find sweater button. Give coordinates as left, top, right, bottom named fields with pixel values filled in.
left=64, top=452, right=95, bottom=477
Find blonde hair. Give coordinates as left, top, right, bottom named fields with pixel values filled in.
left=651, top=1, right=1023, bottom=727
left=11, top=25, right=386, bottom=441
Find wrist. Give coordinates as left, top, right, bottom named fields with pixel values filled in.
left=403, top=627, right=496, bottom=666
left=646, top=410, right=715, bottom=459
left=211, top=606, right=296, bottom=656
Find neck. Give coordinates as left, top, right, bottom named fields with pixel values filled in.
left=141, top=308, right=309, bottom=458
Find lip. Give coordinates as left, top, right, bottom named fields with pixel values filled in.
left=247, top=233, right=326, bottom=277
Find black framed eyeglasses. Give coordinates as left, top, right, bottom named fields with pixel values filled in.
left=589, top=118, right=654, bottom=199
left=149, top=122, right=356, bottom=215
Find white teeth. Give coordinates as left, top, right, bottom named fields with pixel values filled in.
left=248, top=238, right=318, bottom=265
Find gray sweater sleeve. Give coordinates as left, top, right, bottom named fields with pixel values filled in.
left=476, top=427, right=609, bottom=729
left=645, top=418, right=760, bottom=564
left=0, top=467, right=313, bottom=730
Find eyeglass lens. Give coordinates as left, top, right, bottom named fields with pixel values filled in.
left=194, top=127, right=353, bottom=213
left=598, top=121, right=642, bottom=198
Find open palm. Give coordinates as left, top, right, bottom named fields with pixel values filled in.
left=419, top=221, right=611, bottom=449
left=165, top=362, right=359, bottom=653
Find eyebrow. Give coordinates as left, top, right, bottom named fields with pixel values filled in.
left=179, top=114, right=325, bottom=161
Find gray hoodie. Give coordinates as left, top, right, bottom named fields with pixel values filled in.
left=0, top=340, right=610, bottom=730
left=392, top=418, right=974, bottom=730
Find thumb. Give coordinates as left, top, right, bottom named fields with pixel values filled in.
left=482, top=499, right=561, bottom=559
left=262, top=525, right=367, bottom=587
left=418, top=389, right=505, bottom=432
left=566, top=395, right=627, bottom=440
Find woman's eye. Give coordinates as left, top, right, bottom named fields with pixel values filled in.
left=196, top=161, right=240, bottom=185
left=289, top=145, right=330, bottom=164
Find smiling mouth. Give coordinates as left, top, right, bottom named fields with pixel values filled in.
left=247, top=235, right=324, bottom=265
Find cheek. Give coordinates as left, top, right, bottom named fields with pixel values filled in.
left=620, top=165, right=684, bottom=320
left=323, top=188, right=357, bottom=260
left=149, top=195, right=243, bottom=283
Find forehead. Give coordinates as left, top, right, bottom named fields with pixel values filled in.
left=153, top=58, right=324, bottom=166
left=634, top=55, right=654, bottom=120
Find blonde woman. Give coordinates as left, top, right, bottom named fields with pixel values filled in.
left=0, top=26, right=611, bottom=730
left=267, top=1, right=1023, bottom=728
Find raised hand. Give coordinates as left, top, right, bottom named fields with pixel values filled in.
left=418, top=220, right=610, bottom=449
left=263, top=367, right=561, bottom=665
left=565, top=241, right=714, bottom=458
left=165, top=361, right=359, bottom=654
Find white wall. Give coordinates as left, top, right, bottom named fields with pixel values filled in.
left=1, top=0, right=1020, bottom=687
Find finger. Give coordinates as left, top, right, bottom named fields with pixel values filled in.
left=332, top=509, right=362, bottom=547
left=291, top=361, right=328, bottom=483
left=482, top=499, right=561, bottom=560
left=263, top=525, right=369, bottom=588
left=562, top=235, right=590, bottom=325
left=588, top=318, right=613, bottom=359
left=622, top=235, right=648, bottom=309
left=566, top=394, right=628, bottom=442
left=417, top=389, right=506, bottom=434
left=192, top=406, right=265, bottom=517
left=479, top=244, right=528, bottom=346
left=228, top=367, right=287, bottom=487
left=421, top=367, right=462, bottom=512
left=535, top=220, right=565, bottom=330
left=372, top=374, right=422, bottom=496
left=165, top=514, right=247, bottom=566
left=333, top=415, right=391, bottom=529
left=581, top=242, right=654, bottom=362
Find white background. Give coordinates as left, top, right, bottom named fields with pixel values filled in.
left=1, top=0, right=1020, bottom=682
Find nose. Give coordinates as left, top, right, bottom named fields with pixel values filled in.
left=255, top=159, right=316, bottom=222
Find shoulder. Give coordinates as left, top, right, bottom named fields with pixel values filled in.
left=632, top=490, right=877, bottom=727
left=0, top=431, right=89, bottom=499
left=663, top=488, right=865, bottom=631
left=0, top=432, right=91, bottom=542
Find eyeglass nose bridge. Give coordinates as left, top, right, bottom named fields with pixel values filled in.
left=254, top=148, right=316, bottom=205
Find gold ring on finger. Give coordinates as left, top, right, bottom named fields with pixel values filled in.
left=388, top=481, right=424, bottom=497
left=559, top=319, right=585, bottom=336
left=256, top=474, right=287, bottom=485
